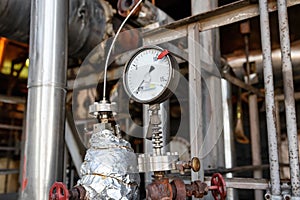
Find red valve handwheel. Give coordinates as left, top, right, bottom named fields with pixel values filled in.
left=210, top=173, right=227, bottom=200
left=49, top=182, right=69, bottom=200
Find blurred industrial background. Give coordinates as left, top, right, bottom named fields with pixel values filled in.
left=0, top=0, right=300, bottom=199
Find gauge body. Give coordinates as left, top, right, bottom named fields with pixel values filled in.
left=123, top=46, right=179, bottom=104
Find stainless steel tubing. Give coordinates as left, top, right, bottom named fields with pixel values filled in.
left=20, top=0, right=68, bottom=199
left=277, top=0, right=300, bottom=197
left=258, top=0, right=281, bottom=197
left=221, top=79, right=237, bottom=200
left=249, top=94, right=263, bottom=200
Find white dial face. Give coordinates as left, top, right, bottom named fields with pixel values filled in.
left=124, top=48, right=172, bottom=103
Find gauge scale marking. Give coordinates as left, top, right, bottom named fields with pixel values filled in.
left=123, top=46, right=179, bottom=104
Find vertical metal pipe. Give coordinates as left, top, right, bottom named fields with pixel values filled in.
left=275, top=100, right=282, bottom=152
left=20, top=0, right=68, bottom=199
left=258, top=0, right=282, bottom=197
left=249, top=94, right=263, bottom=199
left=221, top=79, right=237, bottom=200
left=277, top=0, right=300, bottom=197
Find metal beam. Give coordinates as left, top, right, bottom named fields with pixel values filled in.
left=275, top=92, right=300, bottom=101
left=0, top=124, right=22, bottom=131
left=188, top=23, right=203, bottom=181
left=0, top=95, right=26, bottom=104
left=65, top=120, right=83, bottom=176
left=0, top=169, right=19, bottom=175
left=143, top=0, right=300, bottom=45
left=222, top=72, right=264, bottom=97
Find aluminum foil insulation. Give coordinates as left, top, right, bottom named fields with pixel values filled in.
left=77, top=123, right=140, bottom=199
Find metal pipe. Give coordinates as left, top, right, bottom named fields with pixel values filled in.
left=0, top=124, right=22, bottom=130
left=221, top=69, right=264, bottom=97
left=20, top=0, right=68, bottom=199
left=0, top=169, right=19, bottom=175
left=249, top=94, right=263, bottom=199
left=0, top=95, right=26, bottom=104
left=76, top=122, right=140, bottom=199
left=225, top=41, right=300, bottom=78
left=221, top=79, right=237, bottom=200
left=258, top=0, right=281, bottom=197
left=277, top=0, right=300, bottom=197
left=0, top=0, right=114, bottom=59
left=275, top=92, right=300, bottom=101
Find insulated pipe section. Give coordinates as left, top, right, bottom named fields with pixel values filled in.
left=20, top=0, right=68, bottom=199
left=0, top=0, right=114, bottom=59
left=277, top=0, right=300, bottom=197
left=76, top=124, right=140, bottom=199
left=0, top=0, right=30, bottom=41
left=258, top=0, right=282, bottom=197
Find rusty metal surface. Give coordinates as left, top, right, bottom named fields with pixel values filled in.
left=146, top=178, right=173, bottom=200
left=146, top=178, right=211, bottom=200
left=69, top=185, right=86, bottom=200
left=185, top=181, right=208, bottom=199
left=258, top=0, right=282, bottom=196
left=117, top=0, right=141, bottom=17
left=171, top=179, right=186, bottom=200
left=277, top=0, right=300, bottom=197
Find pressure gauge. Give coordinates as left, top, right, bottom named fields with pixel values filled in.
left=123, top=46, right=179, bottom=104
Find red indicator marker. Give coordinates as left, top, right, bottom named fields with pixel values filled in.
left=157, top=50, right=169, bottom=59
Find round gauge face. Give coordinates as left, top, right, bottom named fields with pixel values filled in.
left=123, top=46, right=176, bottom=104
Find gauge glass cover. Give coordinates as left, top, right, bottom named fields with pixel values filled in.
left=124, top=47, right=174, bottom=103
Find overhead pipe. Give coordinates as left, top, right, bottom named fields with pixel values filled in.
left=0, top=0, right=114, bottom=59
left=258, top=0, right=281, bottom=198
left=225, top=41, right=300, bottom=78
left=277, top=0, right=300, bottom=197
left=20, top=0, right=68, bottom=199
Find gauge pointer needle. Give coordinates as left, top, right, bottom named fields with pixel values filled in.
left=149, top=65, right=155, bottom=73
left=135, top=66, right=155, bottom=94
left=157, top=49, right=169, bottom=59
